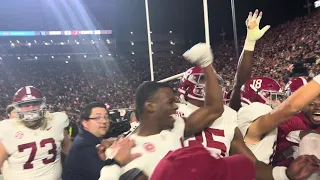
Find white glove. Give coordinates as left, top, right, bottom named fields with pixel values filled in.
left=183, top=43, right=213, bottom=68
left=244, top=10, right=271, bottom=51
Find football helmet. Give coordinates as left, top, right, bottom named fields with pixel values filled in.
left=241, top=77, right=286, bottom=107
left=12, top=86, right=46, bottom=121
left=178, top=66, right=225, bottom=102
left=284, top=77, right=308, bottom=95
left=223, top=89, right=232, bottom=104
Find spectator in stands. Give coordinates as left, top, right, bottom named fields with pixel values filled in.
left=6, top=104, right=17, bottom=119
left=63, top=102, right=110, bottom=180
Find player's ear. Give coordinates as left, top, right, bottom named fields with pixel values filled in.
left=145, top=101, right=155, bottom=113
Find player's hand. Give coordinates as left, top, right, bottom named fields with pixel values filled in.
left=96, top=139, right=115, bottom=160
left=110, top=137, right=142, bottom=167
left=244, top=9, right=270, bottom=51
left=183, top=43, right=213, bottom=68
left=286, top=155, right=320, bottom=180
left=246, top=9, right=270, bottom=41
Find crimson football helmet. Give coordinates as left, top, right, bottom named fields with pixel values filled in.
left=12, top=86, right=46, bottom=121
left=284, top=77, right=308, bottom=95
left=178, top=66, right=225, bottom=102
left=241, top=77, right=286, bottom=107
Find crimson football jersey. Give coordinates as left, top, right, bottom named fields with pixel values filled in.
left=272, top=113, right=319, bottom=167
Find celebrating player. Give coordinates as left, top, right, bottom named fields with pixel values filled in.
left=0, top=86, right=72, bottom=180
left=99, top=42, right=224, bottom=179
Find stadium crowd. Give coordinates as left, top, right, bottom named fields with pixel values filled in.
left=1, top=11, right=320, bottom=122
left=0, top=9, right=319, bottom=180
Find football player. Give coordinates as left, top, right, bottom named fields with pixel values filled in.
left=273, top=77, right=320, bottom=167
left=179, top=10, right=319, bottom=180
left=100, top=42, right=224, bottom=179
left=223, top=10, right=320, bottom=174
left=0, top=86, right=72, bottom=180
left=237, top=77, right=285, bottom=164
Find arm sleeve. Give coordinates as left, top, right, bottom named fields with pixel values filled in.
left=286, top=130, right=302, bottom=143
left=99, top=165, right=121, bottom=180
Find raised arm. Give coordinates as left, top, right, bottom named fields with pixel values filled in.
left=247, top=75, right=320, bottom=139
left=182, top=43, right=224, bottom=136
left=230, top=10, right=270, bottom=111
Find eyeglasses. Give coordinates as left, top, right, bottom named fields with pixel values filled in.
left=88, top=116, right=110, bottom=121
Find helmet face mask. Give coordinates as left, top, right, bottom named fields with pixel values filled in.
left=193, top=74, right=205, bottom=98
left=15, top=98, right=46, bottom=122
left=267, top=92, right=287, bottom=108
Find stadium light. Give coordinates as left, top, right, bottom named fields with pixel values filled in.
left=169, top=31, right=172, bottom=33
left=131, top=41, right=134, bottom=46
left=45, top=43, right=49, bottom=46
left=170, top=40, right=175, bottom=45
left=170, top=50, right=174, bottom=54
left=9, top=40, right=12, bottom=43
left=76, top=42, right=80, bottom=45
left=84, top=55, right=87, bottom=58
left=100, top=55, right=103, bottom=57
left=67, top=40, right=70, bottom=43
left=92, top=41, right=95, bottom=44
left=99, top=39, right=101, bottom=41
left=151, top=42, right=153, bottom=45
left=17, top=57, right=20, bottom=60
left=16, top=40, right=20, bottom=43
left=131, top=51, right=135, bottom=55
left=34, top=40, right=37, bottom=43
left=130, top=32, right=133, bottom=34
left=67, top=56, right=70, bottom=59
left=50, top=40, right=53, bottom=42
left=51, top=56, right=54, bottom=59
left=65, top=61, right=69, bottom=64
left=35, top=56, right=38, bottom=60
left=11, top=43, right=15, bottom=47
left=27, top=43, right=31, bottom=46
left=108, top=54, right=111, bottom=56
left=60, top=42, right=65, bottom=45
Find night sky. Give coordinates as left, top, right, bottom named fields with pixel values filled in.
left=116, top=0, right=316, bottom=45
left=0, top=0, right=316, bottom=46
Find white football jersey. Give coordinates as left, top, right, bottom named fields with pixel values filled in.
left=0, top=112, right=69, bottom=180
left=121, top=115, right=185, bottom=177
left=237, top=102, right=277, bottom=164
left=1, top=160, right=8, bottom=180
left=179, top=103, right=238, bottom=158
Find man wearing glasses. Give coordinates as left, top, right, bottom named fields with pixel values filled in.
left=63, top=102, right=110, bottom=180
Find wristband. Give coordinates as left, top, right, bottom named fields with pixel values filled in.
left=244, top=39, right=256, bottom=51
left=272, top=166, right=290, bottom=180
